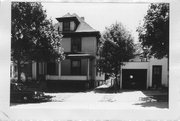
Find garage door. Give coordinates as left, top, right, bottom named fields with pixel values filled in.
left=122, top=69, right=147, bottom=90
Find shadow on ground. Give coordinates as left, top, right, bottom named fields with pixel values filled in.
left=94, top=84, right=168, bottom=109
left=133, top=90, right=169, bottom=109
left=134, top=101, right=168, bottom=109
left=10, top=95, right=53, bottom=106
left=93, top=85, right=138, bottom=93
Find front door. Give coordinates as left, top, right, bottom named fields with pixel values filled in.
left=152, top=65, right=162, bottom=88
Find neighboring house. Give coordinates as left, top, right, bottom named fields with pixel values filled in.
left=120, top=53, right=168, bottom=90
left=10, top=13, right=105, bottom=90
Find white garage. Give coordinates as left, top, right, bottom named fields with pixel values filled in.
left=120, top=57, right=168, bottom=89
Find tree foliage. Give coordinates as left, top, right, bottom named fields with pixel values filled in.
left=137, top=3, right=169, bottom=59
left=11, top=2, right=64, bottom=81
left=98, top=22, right=135, bottom=89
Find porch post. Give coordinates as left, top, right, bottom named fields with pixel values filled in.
left=58, top=62, right=61, bottom=79
left=120, top=67, right=122, bottom=89
left=87, top=58, right=90, bottom=80
left=10, top=62, right=14, bottom=78
left=32, top=62, right=37, bottom=80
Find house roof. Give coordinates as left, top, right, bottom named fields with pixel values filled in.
left=62, top=13, right=74, bottom=18
left=56, top=13, right=99, bottom=33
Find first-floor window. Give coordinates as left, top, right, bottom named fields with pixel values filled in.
left=71, top=59, right=81, bottom=75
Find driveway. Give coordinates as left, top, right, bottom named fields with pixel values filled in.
left=10, top=84, right=168, bottom=110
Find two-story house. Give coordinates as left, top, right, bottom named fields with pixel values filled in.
left=27, top=13, right=105, bottom=90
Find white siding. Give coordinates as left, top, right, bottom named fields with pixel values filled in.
left=61, top=38, right=71, bottom=52
left=46, top=75, right=87, bottom=81
left=120, top=57, right=168, bottom=89
left=81, top=37, right=96, bottom=55
left=149, top=57, right=168, bottom=87
left=122, top=62, right=149, bottom=69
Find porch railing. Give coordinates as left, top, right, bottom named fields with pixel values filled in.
left=46, top=75, right=88, bottom=81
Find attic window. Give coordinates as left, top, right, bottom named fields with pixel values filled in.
left=63, top=21, right=70, bottom=31
left=70, top=21, right=75, bottom=31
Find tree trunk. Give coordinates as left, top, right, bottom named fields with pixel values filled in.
left=119, top=65, right=121, bottom=89
left=114, top=73, right=119, bottom=93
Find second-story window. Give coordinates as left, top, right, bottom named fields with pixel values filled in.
left=71, top=37, right=81, bottom=52
left=63, top=21, right=70, bottom=31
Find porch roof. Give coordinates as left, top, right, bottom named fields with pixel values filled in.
left=66, top=53, right=95, bottom=59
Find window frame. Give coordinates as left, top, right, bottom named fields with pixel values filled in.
left=63, top=21, right=70, bottom=32
left=71, top=59, right=81, bottom=75
left=71, top=37, right=81, bottom=53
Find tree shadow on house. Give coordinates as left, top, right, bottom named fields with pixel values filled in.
left=133, top=90, right=169, bottom=109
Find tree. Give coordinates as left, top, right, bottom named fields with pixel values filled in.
left=11, top=2, right=64, bottom=82
left=137, top=3, right=169, bottom=59
left=98, top=22, right=135, bottom=91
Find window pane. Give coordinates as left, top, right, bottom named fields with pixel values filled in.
left=72, top=38, right=81, bottom=52
left=58, top=22, right=62, bottom=32
left=71, top=60, right=81, bottom=75
left=70, top=21, right=75, bottom=31
left=63, top=22, right=70, bottom=31
left=72, top=61, right=80, bottom=67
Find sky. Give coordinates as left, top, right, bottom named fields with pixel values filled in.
left=42, top=3, right=150, bottom=43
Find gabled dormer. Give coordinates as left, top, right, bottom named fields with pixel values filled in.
left=56, top=13, right=80, bottom=32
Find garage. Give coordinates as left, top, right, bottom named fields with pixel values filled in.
left=122, top=69, right=147, bottom=90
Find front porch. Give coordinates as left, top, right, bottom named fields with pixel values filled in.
left=30, top=53, right=105, bottom=91
left=45, top=53, right=95, bottom=81
left=46, top=75, right=88, bottom=81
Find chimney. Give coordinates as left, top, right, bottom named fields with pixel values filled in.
left=81, top=17, right=85, bottom=21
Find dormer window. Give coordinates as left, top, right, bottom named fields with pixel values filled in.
left=62, top=21, right=76, bottom=32
left=63, top=21, right=70, bottom=31
left=70, top=21, right=75, bottom=31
